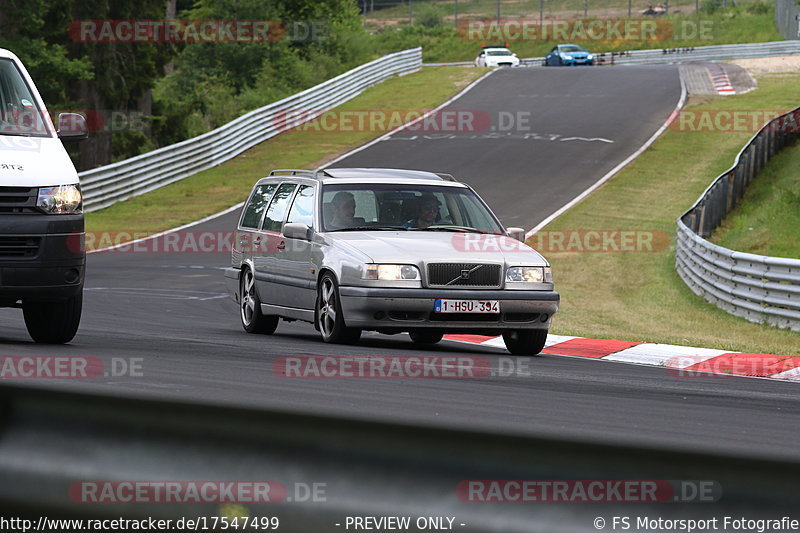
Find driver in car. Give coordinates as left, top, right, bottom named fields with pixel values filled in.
left=407, top=193, right=441, bottom=229
left=329, top=191, right=359, bottom=229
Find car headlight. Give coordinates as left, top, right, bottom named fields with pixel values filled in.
left=506, top=266, right=553, bottom=285
left=37, top=184, right=82, bottom=214
left=587, top=53, right=593, bottom=59
left=363, top=264, right=420, bottom=281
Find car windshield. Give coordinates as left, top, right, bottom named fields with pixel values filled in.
left=561, top=45, right=585, bottom=53
left=487, top=49, right=513, bottom=56
left=0, top=58, right=50, bottom=137
left=321, top=182, right=505, bottom=233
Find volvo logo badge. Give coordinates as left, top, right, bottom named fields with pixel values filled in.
left=460, top=269, right=470, bottom=279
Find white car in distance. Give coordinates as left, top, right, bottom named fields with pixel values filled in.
left=475, top=46, right=520, bottom=67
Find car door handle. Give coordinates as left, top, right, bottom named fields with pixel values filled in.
left=276, top=240, right=285, bottom=251
left=252, top=237, right=262, bottom=245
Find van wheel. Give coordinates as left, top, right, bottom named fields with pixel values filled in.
left=23, top=291, right=83, bottom=344
left=502, top=329, right=548, bottom=355
left=240, top=268, right=278, bottom=334
left=317, top=273, right=361, bottom=344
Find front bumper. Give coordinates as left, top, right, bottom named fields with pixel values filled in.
left=0, top=214, right=85, bottom=304
left=339, top=286, right=559, bottom=332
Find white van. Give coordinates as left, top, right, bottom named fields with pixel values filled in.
left=0, top=48, right=88, bottom=343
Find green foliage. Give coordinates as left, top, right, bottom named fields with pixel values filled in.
left=153, top=0, right=371, bottom=148
left=0, top=0, right=93, bottom=105
left=415, top=4, right=446, bottom=28
left=745, top=1, right=771, bottom=14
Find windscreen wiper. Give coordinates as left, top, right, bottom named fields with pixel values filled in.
left=329, top=225, right=409, bottom=232
left=414, top=226, right=498, bottom=234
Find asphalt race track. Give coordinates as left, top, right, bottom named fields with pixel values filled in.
left=3, top=65, right=800, bottom=463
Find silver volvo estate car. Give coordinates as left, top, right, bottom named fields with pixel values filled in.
left=224, top=168, right=559, bottom=355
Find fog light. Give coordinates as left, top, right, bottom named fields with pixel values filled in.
left=64, top=269, right=80, bottom=283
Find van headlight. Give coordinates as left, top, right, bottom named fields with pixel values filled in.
left=37, top=184, right=82, bottom=214
left=363, top=264, right=420, bottom=281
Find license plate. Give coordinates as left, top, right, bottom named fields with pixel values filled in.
left=433, top=299, right=499, bottom=313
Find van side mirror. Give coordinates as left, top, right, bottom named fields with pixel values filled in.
left=57, top=113, right=88, bottom=141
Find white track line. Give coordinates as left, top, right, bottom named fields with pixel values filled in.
left=526, top=70, right=688, bottom=237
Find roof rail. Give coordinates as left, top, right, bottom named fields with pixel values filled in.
left=313, top=169, right=334, bottom=179
left=268, top=169, right=314, bottom=176
left=436, top=173, right=456, bottom=182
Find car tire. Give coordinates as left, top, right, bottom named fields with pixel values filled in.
left=23, top=291, right=83, bottom=344
left=409, top=331, right=444, bottom=345
left=502, top=329, right=548, bottom=355
left=317, top=273, right=361, bottom=344
left=239, top=267, right=279, bottom=334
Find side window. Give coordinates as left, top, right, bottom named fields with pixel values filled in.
left=240, top=184, right=276, bottom=229
left=285, top=185, right=315, bottom=229
left=262, top=183, right=297, bottom=232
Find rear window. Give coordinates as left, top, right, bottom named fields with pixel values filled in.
left=240, top=184, right=276, bottom=228
left=262, top=183, right=297, bottom=232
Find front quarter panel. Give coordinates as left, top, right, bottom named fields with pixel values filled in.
left=316, top=233, right=373, bottom=287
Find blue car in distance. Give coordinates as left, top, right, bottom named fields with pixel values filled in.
left=545, top=44, right=594, bottom=66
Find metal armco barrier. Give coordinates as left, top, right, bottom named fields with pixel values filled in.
left=424, top=40, right=800, bottom=67
left=79, top=48, right=422, bottom=212
left=676, top=107, right=800, bottom=332
left=601, top=40, right=800, bottom=64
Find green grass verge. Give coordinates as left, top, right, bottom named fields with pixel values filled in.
left=528, top=75, right=800, bottom=356
left=85, top=67, right=485, bottom=234
left=711, top=140, right=800, bottom=258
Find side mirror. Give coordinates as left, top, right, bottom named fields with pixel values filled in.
left=57, top=113, right=88, bottom=141
left=506, top=226, right=526, bottom=242
left=283, top=222, right=311, bottom=240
